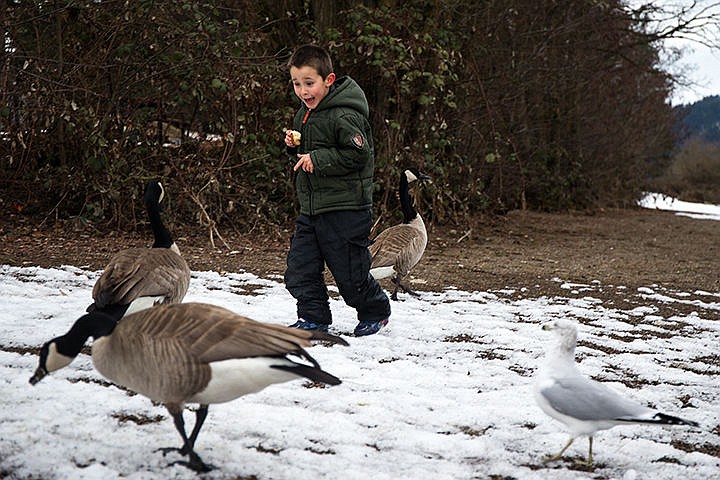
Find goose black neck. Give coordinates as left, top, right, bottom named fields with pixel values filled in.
left=146, top=201, right=174, bottom=248
left=54, top=311, right=117, bottom=358
left=399, top=172, right=417, bottom=224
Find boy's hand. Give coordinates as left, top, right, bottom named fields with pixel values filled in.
left=285, top=129, right=301, bottom=147
left=294, top=153, right=314, bottom=173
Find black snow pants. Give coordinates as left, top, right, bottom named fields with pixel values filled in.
left=284, top=209, right=391, bottom=326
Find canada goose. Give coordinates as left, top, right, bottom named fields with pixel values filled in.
left=88, top=180, right=190, bottom=320
left=369, top=167, right=430, bottom=300
left=30, top=302, right=348, bottom=472
left=534, top=319, right=699, bottom=465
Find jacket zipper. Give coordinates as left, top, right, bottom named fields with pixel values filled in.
left=301, top=108, right=314, bottom=215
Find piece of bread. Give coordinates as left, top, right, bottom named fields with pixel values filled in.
left=287, top=129, right=301, bottom=146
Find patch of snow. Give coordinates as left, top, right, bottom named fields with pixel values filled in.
left=638, top=193, right=720, bottom=221
left=0, top=265, right=718, bottom=479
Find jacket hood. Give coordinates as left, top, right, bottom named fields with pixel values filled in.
left=315, top=76, right=369, bottom=118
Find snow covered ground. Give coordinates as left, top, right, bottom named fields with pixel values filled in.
left=1, top=195, right=719, bottom=480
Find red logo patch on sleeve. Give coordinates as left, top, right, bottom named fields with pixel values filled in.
left=351, top=134, right=364, bottom=149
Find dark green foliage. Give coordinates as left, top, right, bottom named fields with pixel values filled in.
left=0, top=0, right=677, bottom=232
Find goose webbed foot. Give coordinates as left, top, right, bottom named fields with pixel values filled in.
left=162, top=405, right=211, bottom=471
left=172, top=452, right=214, bottom=473
left=157, top=446, right=181, bottom=456
left=391, top=277, right=420, bottom=299
left=158, top=446, right=214, bottom=472
left=157, top=446, right=189, bottom=457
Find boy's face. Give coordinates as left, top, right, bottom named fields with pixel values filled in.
left=290, top=65, right=336, bottom=110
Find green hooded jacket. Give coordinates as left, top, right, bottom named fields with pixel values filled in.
left=287, top=76, right=375, bottom=216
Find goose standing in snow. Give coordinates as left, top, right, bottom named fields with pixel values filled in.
left=30, top=302, right=348, bottom=472
left=534, top=319, right=699, bottom=465
left=88, top=180, right=190, bottom=320
left=369, top=167, right=430, bottom=300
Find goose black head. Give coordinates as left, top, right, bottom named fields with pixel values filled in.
left=144, top=179, right=165, bottom=210
left=29, top=340, right=74, bottom=385
left=29, top=311, right=117, bottom=385
left=143, top=179, right=176, bottom=250
left=403, top=168, right=431, bottom=184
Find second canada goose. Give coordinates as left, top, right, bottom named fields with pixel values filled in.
left=30, top=302, right=348, bottom=472
left=369, top=167, right=430, bottom=300
left=88, top=180, right=190, bottom=320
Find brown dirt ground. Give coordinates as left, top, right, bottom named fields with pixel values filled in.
left=1, top=207, right=718, bottom=313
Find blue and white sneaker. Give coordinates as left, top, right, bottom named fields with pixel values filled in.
left=288, top=319, right=329, bottom=332
left=354, top=318, right=389, bottom=337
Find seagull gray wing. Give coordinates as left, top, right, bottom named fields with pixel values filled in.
left=540, top=375, right=649, bottom=421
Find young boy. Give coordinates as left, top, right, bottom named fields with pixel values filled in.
left=283, top=44, right=391, bottom=337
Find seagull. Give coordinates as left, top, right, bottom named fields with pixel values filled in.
left=533, top=318, right=699, bottom=465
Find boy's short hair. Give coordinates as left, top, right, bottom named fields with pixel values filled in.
left=288, top=44, right=333, bottom=79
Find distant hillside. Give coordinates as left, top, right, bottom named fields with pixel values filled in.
left=656, top=95, right=720, bottom=205
left=675, top=95, right=720, bottom=143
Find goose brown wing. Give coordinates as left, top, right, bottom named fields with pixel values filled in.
left=401, top=229, right=428, bottom=271
left=92, top=248, right=190, bottom=308
left=195, top=317, right=336, bottom=366
left=370, top=224, right=424, bottom=269
left=124, top=303, right=337, bottom=364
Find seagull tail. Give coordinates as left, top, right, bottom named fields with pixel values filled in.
left=652, top=412, right=700, bottom=427
left=620, top=412, right=699, bottom=428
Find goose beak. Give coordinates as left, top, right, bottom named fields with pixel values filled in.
left=541, top=323, right=553, bottom=331
left=29, top=366, right=48, bottom=385
left=418, top=172, right=431, bottom=182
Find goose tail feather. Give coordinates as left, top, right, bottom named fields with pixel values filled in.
left=271, top=364, right=342, bottom=386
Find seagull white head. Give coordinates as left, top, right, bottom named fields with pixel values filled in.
left=541, top=319, right=578, bottom=356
